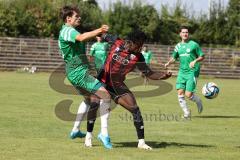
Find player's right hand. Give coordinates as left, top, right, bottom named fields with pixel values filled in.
left=101, top=25, right=109, bottom=33
left=164, top=63, right=169, bottom=68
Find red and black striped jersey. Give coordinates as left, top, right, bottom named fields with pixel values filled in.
left=98, top=35, right=152, bottom=87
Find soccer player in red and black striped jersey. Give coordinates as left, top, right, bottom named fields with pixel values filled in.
left=72, top=30, right=172, bottom=150
left=97, top=31, right=171, bottom=149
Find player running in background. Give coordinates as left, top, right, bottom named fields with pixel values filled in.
left=142, top=45, right=153, bottom=65
left=89, top=35, right=109, bottom=72
left=58, top=5, right=112, bottom=149
left=141, top=45, right=153, bottom=85
left=72, top=30, right=172, bottom=150
left=165, top=25, right=204, bottom=118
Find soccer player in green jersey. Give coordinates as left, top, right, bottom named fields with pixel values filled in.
left=58, top=5, right=112, bottom=149
left=141, top=45, right=153, bottom=85
left=89, top=36, right=109, bottom=71
left=142, top=45, right=153, bottom=65
left=165, top=26, right=204, bottom=118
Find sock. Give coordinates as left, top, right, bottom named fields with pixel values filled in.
left=86, top=132, right=93, bottom=139
left=178, top=95, right=190, bottom=116
left=99, top=99, right=110, bottom=136
left=138, top=139, right=145, bottom=145
left=87, top=120, right=96, bottom=132
left=190, top=93, right=201, bottom=103
left=132, top=107, right=144, bottom=139
left=72, top=101, right=89, bottom=132
left=86, top=102, right=99, bottom=132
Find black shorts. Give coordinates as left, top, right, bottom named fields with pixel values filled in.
left=105, top=83, right=132, bottom=103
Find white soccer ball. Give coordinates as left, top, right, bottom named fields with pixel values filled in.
left=202, top=82, right=219, bottom=99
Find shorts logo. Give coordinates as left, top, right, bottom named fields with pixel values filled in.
left=112, top=53, right=129, bottom=65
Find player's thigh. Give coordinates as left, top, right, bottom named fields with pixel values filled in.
left=69, top=69, right=109, bottom=99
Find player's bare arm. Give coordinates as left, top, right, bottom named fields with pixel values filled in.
left=147, top=71, right=172, bottom=80
left=75, top=25, right=109, bottom=42
left=189, top=56, right=205, bottom=68
left=164, top=57, right=176, bottom=68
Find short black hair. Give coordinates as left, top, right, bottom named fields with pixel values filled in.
left=60, top=5, right=80, bottom=22
left=179, top=25, right=189, bottom=32
left=126, top=30, right=147, bottom=44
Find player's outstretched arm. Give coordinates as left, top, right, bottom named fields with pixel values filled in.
left=164, top=57, right=175, bottom=68
left=147, top=71, right=172, bottom=80
left=76, top=25, right=109, bottom=42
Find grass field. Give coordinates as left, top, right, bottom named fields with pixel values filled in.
left=0, top=71, right=239, bottom=160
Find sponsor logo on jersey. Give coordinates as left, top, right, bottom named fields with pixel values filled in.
left=112, top=53, right=129, bottom=65
left=180, top=53, right=190, bottom=57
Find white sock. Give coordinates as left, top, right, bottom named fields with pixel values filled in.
left=72, top=101, right=89, bottom=132
left=138, top=139, right=145, bottom=144
left=99, top=99, right=110, bottom=136
left=190, top=94, right=201, bottom=103
left=178, top=95, right=190, bottom=115
left=86, top=132, right=93, bottom=138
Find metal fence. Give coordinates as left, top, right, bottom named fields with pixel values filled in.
left=0, top=37, right=239, bottom=79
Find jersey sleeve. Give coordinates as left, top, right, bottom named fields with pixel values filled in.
left=136, top=54, right=153, bottom=76
left=172, top=44, right=180, bottom=60
left=195, top=43, right=204, bottom=57
left=61, top=27, right=79, bottom=43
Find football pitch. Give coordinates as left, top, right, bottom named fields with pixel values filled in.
left=0, top=72, right=239, bottom=160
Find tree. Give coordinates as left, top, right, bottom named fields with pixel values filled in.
left=226, top=0, right=240, bottom=46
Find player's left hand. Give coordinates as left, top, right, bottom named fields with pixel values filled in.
left=189, top=60, right=196, bottom=68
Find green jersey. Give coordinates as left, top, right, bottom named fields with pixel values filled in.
left=58, top=24, right=88, bottom=71
left=58, top=24, right=102, bottom=93
left=172, top=40, right=204, bottom=77
left=90, top=42, right=108, bottom=69
left=142, top=51, right=152, bottom=64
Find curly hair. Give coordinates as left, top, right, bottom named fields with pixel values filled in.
left=125, top=30, right=147, bottom=44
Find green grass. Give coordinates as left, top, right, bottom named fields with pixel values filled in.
left=0, top=71, right=240, bottom=160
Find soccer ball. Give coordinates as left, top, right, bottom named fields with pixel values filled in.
left=202, top=82, right=219, bottom=99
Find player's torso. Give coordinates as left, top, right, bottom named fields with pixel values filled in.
left=103, top=40, right=140, bottom=84
left=58, top=25, right=87, bottom=64
left=177, top=41, right=198, bottom=73
left=93, top=43, right=108, bottom=62
left=142, top=51, right=151, bottom=63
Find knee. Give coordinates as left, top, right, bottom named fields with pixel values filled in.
left=185, top=92, right=193, bottom=99
left=102, top=90, right=111, bottom=100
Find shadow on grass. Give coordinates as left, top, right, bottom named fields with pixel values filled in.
left=113, top=141, right=215, bottom=148
left=193, top=115, right=240, bottom=119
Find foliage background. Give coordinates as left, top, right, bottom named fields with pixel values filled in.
left=0, top=0, right=239, bottom=47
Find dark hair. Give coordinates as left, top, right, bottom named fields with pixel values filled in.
left=126, top=30, right=147, bottom=44
left=179, top=25, right=189, bottom=32
left=60, top=5, right=80, bottom=22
